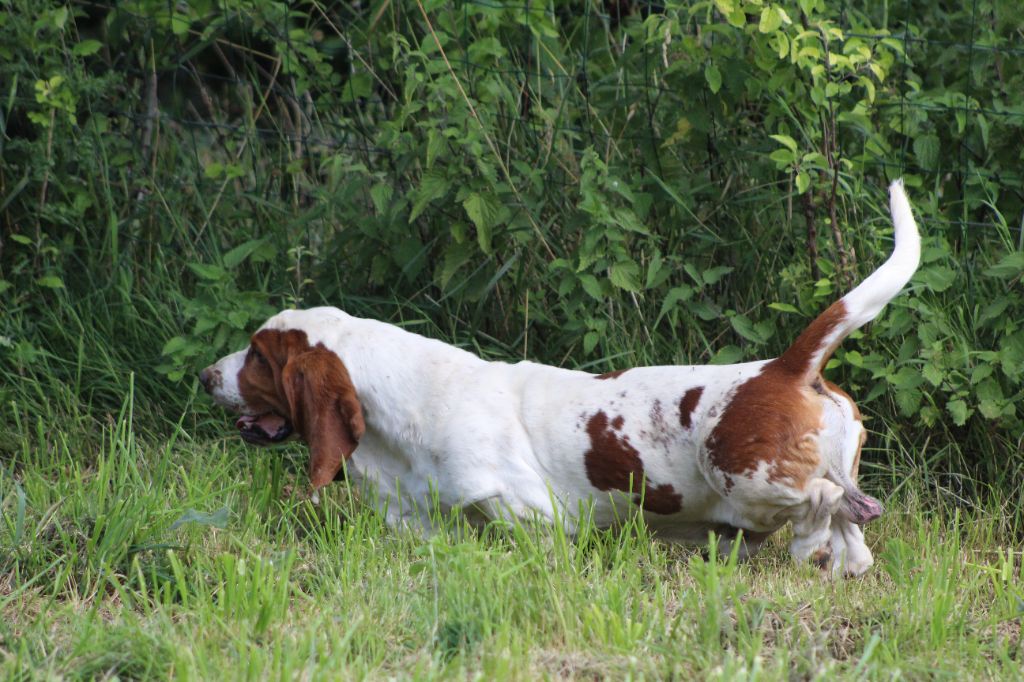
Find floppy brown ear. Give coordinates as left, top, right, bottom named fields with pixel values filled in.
left=281, top=347, right=365, bottom=489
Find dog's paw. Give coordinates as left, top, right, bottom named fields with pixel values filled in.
left=833, top=550, right=874, bottom=578
left=828, top=518, right=875, bottom=577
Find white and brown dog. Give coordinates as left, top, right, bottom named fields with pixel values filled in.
left=200, top=181, right=919, bottom=576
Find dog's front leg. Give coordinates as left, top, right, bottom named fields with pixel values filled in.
left=787, top=478, right=844, bottom=569
left=828, top=516, right=874, bottom=577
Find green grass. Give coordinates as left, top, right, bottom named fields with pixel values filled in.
left=2, top=393, right=1022, bottom=680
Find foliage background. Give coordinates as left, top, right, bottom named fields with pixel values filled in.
left=1, top=0, right=1022, bottom=497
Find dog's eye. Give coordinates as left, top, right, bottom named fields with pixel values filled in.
left=249, top=348, right=268, bottom=365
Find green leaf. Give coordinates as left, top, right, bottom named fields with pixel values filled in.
left=726, top=7, right=747, bottom=27
left=462, top=192, right=499, bottom=255
left=705, top=63, right=722, bottom=94
left=439, top=240, right=474, bottom=289
left=977, top=377, right=1004, bottom=403
left=170, top=13, right=191, bottom=36
left=983, top=252, right=1024, bottom=279
left=895, top=387, right=922, bottom=417
left=468, top=37, right=507, bottom=62
left=977, top=114, right=990, bottom=150
left=946, top=399, right=970, bottom=426
left=770, top=134, right=799, bottom=152
left=426, top=129, right=446, bottom=169
left=646, top=251, right=664, bottom=289
left=795, top=171, right=810, bottom=194
left=36, top=276, right=64, bottom=289
left=72, top=40, right=103, bottom=57
left=609, top=261, right=641, bottom=292
left=710, top=345, right=744, bottom=365
left=916, top=265, right=956, bottom=292
left=689, top=300, right=721, bottom=321
left=889, top=366, right=924, bottom=390
left=162, top=336, right=189, bottom=356
left=798, top=0, right=821, bottom=15
left=730, top=314, right=771, bottom=344
left=913, top=134, right=940, bottom=170
left=970, top=363, right=994, bottom=385
left=409, top=169, right=450, bottom=223
left=999, top=331, right=1024, bottom=378
left=759, top=6, right=782, bottom=33
left=978, top=399, right=1004, bottom=421
left=188, top=262, right=227, bottom=281
left=774, top=31, right=790, bottom=58
left=226, top=310, right=249, bottom=329
left=769, top=148, right=795, bottom=167
left=656, top=285, right=694, bottom=323
left=370, top=183, right=393, bottom=215
left=223, top=239, right=266, bottom=269
left=583, top=330, right=601, bottom=355
left=701, top=265, right=734, bottom=285
left=768, top=302, right=801, bottom=314
left=580, top=274, right=604, bottom=301
left=922, top=362, right=944, bottom=387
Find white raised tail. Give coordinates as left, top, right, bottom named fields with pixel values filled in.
left=775, top=179, right=921, bottom=381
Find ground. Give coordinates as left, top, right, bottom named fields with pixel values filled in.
left=1, top=429, right=1022, bottom=680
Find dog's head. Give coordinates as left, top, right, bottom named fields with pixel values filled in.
left=200, top=310, right=365, bottom=488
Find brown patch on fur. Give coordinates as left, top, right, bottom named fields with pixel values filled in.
left=812, top=547, right=832, bottom=570
left=595, top=369, right=629, bottom=380
left=678, top=387, right=704, bottom=429
left=611, top=415, right=624, bottom=430
left=705, top=364, right=824, bottom=490
left=645, top=399, right=675, bottom=452
left=584, top=411, right=682, bottom=515
left=702, top=302, right=854, bottom=491
left=775, top=300, right=848, bottom=378
left=650, top=399, right=663, bottom=424
left=240, top=329, right=364, bottom=488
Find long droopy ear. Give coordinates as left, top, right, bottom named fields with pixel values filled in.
left=281, top=347, right=365, bottom=489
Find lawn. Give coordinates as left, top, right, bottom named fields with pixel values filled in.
left=2, top=399, right=1021, bottom=679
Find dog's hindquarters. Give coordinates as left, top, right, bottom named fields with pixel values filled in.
left=697, top=181, right=920, bottom=576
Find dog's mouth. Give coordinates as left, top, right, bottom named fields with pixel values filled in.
left=235, top=412, right=293, bottom=445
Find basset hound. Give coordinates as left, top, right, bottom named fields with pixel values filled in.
left=200, top=181, right=920, bottom=576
